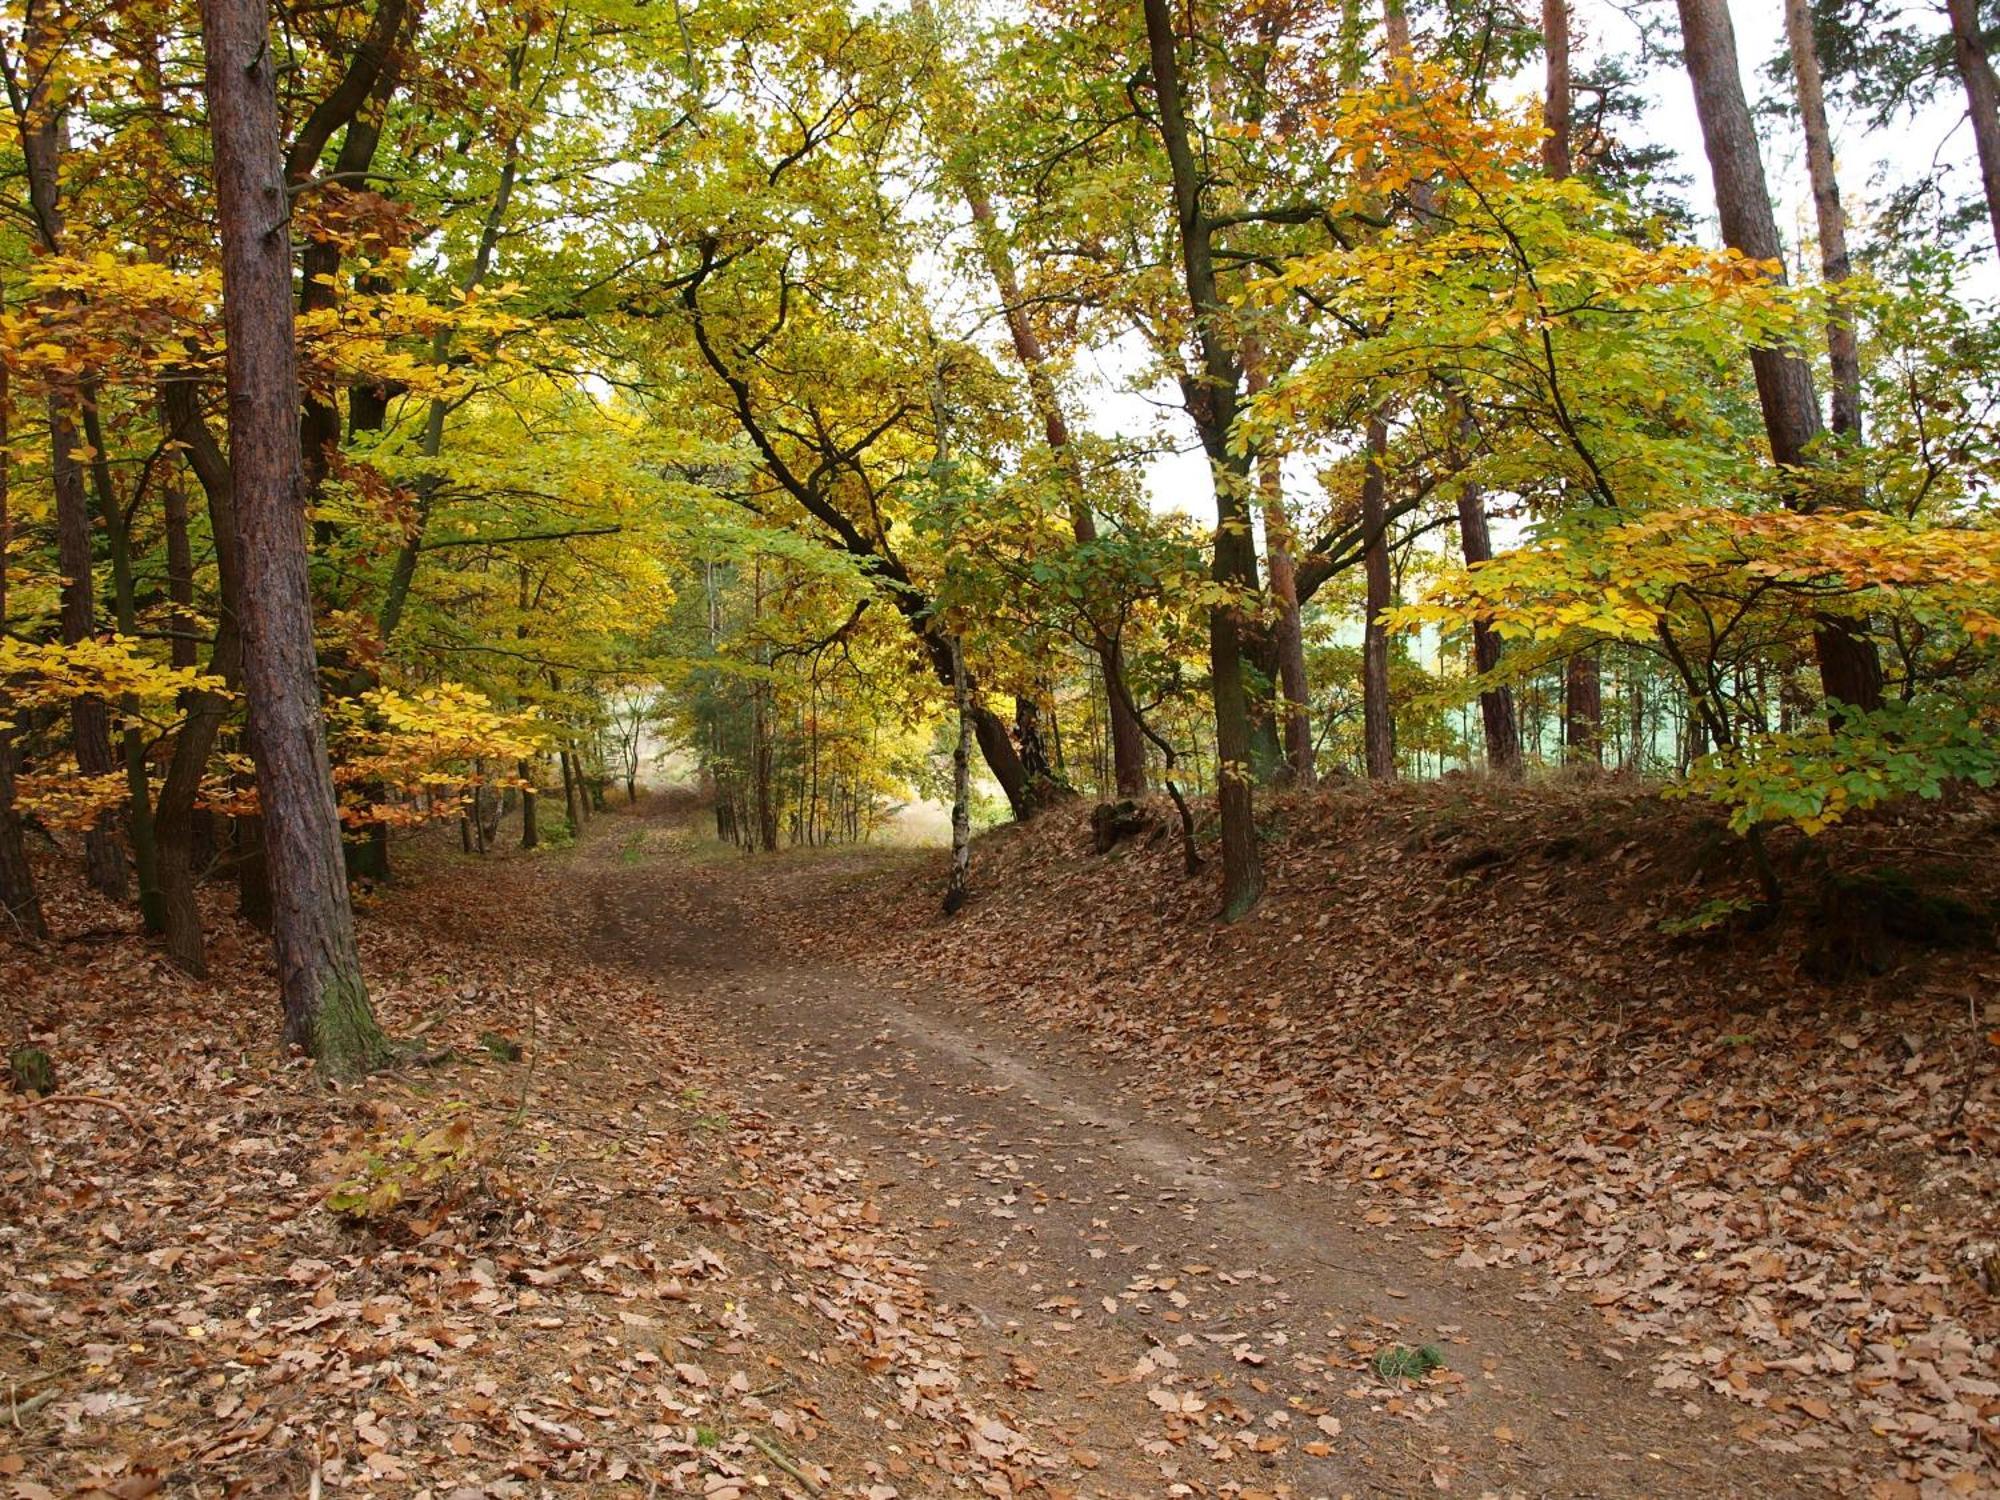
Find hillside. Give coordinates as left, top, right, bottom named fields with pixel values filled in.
left=815, top=781, right=2000, bottom=1497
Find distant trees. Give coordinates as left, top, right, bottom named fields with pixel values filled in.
left=0, top=0, right=1994, bottom=964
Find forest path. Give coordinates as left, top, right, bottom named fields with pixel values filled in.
left=572, top=796, right=1836, bottom=1498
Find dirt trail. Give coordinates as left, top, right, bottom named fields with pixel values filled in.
left=577, top=799, right=1842, bottom=1498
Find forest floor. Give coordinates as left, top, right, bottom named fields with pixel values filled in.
left=1, top=784, right=1993, bottom=1498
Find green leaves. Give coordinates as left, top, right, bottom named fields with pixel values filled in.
left=1677, top=699, right=2000, bottom=835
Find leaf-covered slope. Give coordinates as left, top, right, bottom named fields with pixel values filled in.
left=841, top=782, right=2000, bottom=1496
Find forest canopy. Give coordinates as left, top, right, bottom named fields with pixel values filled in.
left=1, top=0, right=1998, bottom=1064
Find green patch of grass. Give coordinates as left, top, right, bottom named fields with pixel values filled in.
left=1372, top=1343, right=1446, bottom=1384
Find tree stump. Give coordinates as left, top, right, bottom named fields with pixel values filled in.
left=1091, top=800, right=1154, bottom=854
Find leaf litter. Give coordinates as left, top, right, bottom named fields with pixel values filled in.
left=812, top=781, right=2000, bottom=1499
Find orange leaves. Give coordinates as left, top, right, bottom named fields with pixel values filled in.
left=1324, top=65, right=1542, bottom=203
left=1396, top=506, right=2000, bottom=649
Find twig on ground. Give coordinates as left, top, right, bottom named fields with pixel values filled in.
left=746, top=1431, right=823, bottom=1493
left=5, top=1093, right=140, bottom=1129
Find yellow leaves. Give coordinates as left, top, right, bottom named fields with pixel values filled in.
left=328, top=684, right=549, bottom=823
left=1, top=255, right=218, bottom=393
left=0, top=636, right=228, bottom=725
left=1399, top=506, right=2000, bottom=654
left=12, top=768, right=128, bottom=833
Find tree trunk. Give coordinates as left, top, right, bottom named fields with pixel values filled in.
left=0, top=731, right=40, bottom=941
left=560, top=746, right=583, bottom=828
left=1673, top=0, right=1884, bottom=717
left=1946, top=0, right=2000, bottom=262
left=82, top=402, right=164, bottom=928
left=1784, top=0, right=1862, bottom=440
left=1015, top=692, right=1053, bottom=788
left=1141, top=0, right=1263, bottom=918
left=1564, top=650, right=1603, bottom=765
left=204, top=0, right=384, bottom=1073
left=944, top=638, right=972, bottom=915
left=50, top=396, right=128, bottom=898
left=1243, top=351, right=1315, bottom=787
left=0, top=342, right=45, bottom=940
left=162, top=478, right=198, bottom=669
left=293, top=0, right=410, bottom=506
left=1543, top=0, right=1602, bottom=763
left=954, top=168, right=1148, bottom=796
left=1542, top=0, right=1571, bottom=179
left=1454, top=479, right=1521, bottom=777
left=9, top=15, right=127, bottom=900
left=1361, top=415, right=1396, bottom=780
left=155, top=384, right=244, bottom=975
left=519, top=759, right=539, bottom=849
left=751, top=685, right=777, bottom=853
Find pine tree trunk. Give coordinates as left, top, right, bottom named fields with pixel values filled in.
left=1946, top=0, right=2000, bottom=263
left=1674, top=0, right=1884, bottom=717
left=203, top=0, right=384, bottom=1074
left=1542, top=0, right=1571, bottom=179
left=1784, top=0, right=1862, bottom=439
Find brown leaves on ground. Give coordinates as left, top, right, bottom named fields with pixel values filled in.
left=815, top=780, right=2000, bottom=1499
left=0, top=837, right=1054, bottom=1498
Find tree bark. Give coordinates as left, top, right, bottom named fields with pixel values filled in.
left=1243, top=352, right=1314, bottom=787
left=162, top=477, right=198, bottom=669
left=1544, top=0, right=1601, bottom=762
left=1564, top=650, right=1604, bottom=765
left=1542, top=0, right=1571, bottom=179
left=519, top=759, right=539, bottom=849
left=291, top=0, right=411, bottom=505
left=1784, top=0, right=1862, bottom=440
left=1673, top=0, right=1884, bottom=716
left=203, top=0, right=384, bottom=1073
left=82, top=402, right=164, bottom=927
left=944, top=638, right=972, bottom=915
left=155, top=383, right=243, bottom=975
left=1360, top=415, right=1396, bottom=780
left=1385, top=0, right=1526, bottom=774
left=1453, top=473, right=1521, bottom=777
left=7, top=12, right=127, bottom=899
left=1142, top=0, right=1264, bottom=918
left=0, top=364, right=44, bottom=940
left=50, top=396, right=129, bottom=897
left=1946, top=0, right=2000, bottom=262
